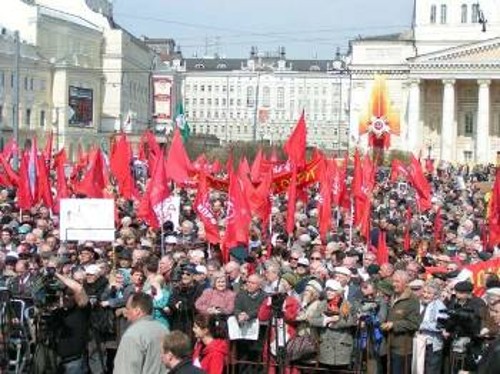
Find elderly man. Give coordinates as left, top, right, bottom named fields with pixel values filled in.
left=225, top=261, right=242, bottom=292
left=381, top=270, right=421, bottom=374
left=233, top=274, right=267, bottom=369
left=334, top=266, right=362, bottom=304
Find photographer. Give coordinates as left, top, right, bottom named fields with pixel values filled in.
left=33, top=270, right=90, bottom=373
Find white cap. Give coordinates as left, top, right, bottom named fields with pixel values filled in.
left=165, top=236, right=178, bottom=245
left=325, top=279, right=344, bottom=292
left=297, top=257, right=310, bottom=267
left=409, top=279, right=425, bottom=289
left=195, top=265, right=208, bottom=275
left=334, top=266, right=352, bottom=277
left=85, top=264, right=100, bottom=276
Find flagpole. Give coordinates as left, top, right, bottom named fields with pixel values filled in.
left=348, top=197, right=354, bottom=249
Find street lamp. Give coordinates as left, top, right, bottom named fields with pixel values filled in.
left=331, top=47, right=350, bottom=158
left=425, top=137, right=434, bottom=160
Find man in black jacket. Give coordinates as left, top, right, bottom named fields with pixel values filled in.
left=162, top=331, right=205, bottom=373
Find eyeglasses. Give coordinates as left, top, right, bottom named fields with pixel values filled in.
left=311, top=257, right=322, bottom=260
left=290, top=257, right=299, bottom=261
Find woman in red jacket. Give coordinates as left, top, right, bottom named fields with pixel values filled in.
left=192, top=314, right=229, bottom=374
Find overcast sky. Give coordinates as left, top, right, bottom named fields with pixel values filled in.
left=113, top=0, right=414, bottom=59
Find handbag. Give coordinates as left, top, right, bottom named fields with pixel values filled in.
left=286, top=334, right=317, bottom=362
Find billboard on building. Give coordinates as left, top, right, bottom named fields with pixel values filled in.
left=153, top=77, right=172, bottom=123
left=68, top=86, right=93, bottom=127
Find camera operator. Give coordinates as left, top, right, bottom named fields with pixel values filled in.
left=443, top=281, right=487, bottom=373
left=33, top=270, right=90, bottom=373
left=473, top=299, right=500, bottom=374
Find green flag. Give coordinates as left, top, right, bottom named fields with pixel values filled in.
left=175, top=103, right=190, bottom=143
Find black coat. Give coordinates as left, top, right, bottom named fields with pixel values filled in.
left=169, top=359, right=205, bottom=374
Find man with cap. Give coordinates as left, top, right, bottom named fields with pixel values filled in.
left=334, top=266, right=362, bottom=304
left=445, top=281, right=487, bottom=338
left=294, top=257, right=311, bottom=294
left=381, top=270, right=421, bottom=374
left=78, top=243, right=97, bottom=266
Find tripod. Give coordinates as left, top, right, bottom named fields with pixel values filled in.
left=269, top=293, right=288, bottom=374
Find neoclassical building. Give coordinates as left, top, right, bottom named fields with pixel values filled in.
left=349, top=0, right=500, bottom=163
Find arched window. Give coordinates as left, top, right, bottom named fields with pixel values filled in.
left=472, top=3, right=479, bottom=23
left=440, top=4, right=447, bottom=24
left=461, top=4, right=468, bottom=23
left=430, top=5, right=437, bottom=24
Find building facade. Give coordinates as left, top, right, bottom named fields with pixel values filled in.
left=350, top=0, right=500, bottom=163
left=0, top=0, right=155, bottom=158
left=158, top=48, right=351, bottom=154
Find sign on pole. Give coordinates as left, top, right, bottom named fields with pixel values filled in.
left=60, top=199, right=115, bottom=242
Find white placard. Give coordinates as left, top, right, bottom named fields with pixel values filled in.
left=227, top=316, right=260, bottom=341
left=154, top=196, right=181, bottom=229
left=60, top=199, right=115, bottom=242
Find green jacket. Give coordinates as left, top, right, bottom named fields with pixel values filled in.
left=386, top=288, right=421, bottom=356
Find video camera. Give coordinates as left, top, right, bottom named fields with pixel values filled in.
left=27, top=268, right=64, bottom=309
left=271, top=292, right=287, bottom=315
left=437, top=306, right=481, bottom=337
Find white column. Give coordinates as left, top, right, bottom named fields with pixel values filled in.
left=407, top=79, right=421, bottom=154
left=476, top=79, right=491, bottom=164
left=440, top=79, right=456, bottom=162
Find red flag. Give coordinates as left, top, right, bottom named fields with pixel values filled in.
left=283, top=111, right=307, bottom=169
left=488, top=168, right=500, bottom=247
left=110, top=134, right=136, bottom=199
left=433, top=206, right=443, bottom=245
left=194, top=173, right=220, bottom=244
left=43, top=130, right=53, bottom=161
left=53, top=149, right=69, bottom=213
left=286, top=165, right=298, bottom=235
left=407, top=155, right=432, bottom=211
left=244, top=169, right=272, bottom=228
left=138, top=130, right=161, bottom=170
left=318, top=158, right=333, bottom=241
left=425, top=158, right=434, bottom=174
left=74, top=149, right=106, bottom=198
left=165, top=129, right=192, bottom=184
left=36, top=153, right=53, bottom=209
left=224, top=170, right=252, bottom=261
left=137, top=154, right=171, bottom=228
left=352, top=150, right=373, bottom=239
left=0, top=155, right=19, bottom=187
left=2, top=138, right=18, bottom=162
left=237, top=157, right=251, bottom=180
left=251, top=148, right=264, bottom=183
left=377, top=230, right=389, bottom=265
left=17, top=153, right=33, bottom=210
left=390, top=159, right=409, bottom=183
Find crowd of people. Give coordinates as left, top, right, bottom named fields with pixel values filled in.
left=0, top=155, right=500, bottom=374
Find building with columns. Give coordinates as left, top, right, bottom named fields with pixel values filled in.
left=349, top=0, right=500, bottom=163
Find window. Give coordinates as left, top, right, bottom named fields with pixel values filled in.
left=465, top=112, right=474, bottom=135
left=207, top=98, right=212, bottom=106
left=246, top=86, right=254, bottom=107
left=440, top=4, right=447, bottom=24
left=461, top=4, right=468, bottom=23
left=208, top=85, right=212, bottom=92
left=185, top=98, right=190, bottom=106
left=40, top=110, right=45, bottom=127
left=30, top=78, right=34, bottom=91
left=277, top=87, right=285, bottom=109
left=24, top=77, right=28, bottom=90
left=472, top=3, right=479, bottom=23
left=262, top=86, right=271, bottom=107
left=10, top=74, right=14, bottom=88
left=200, top=85, right=205, bottom=92
left=0, top=71, right=4, bottom=87
left=26, top=109, right=31, bottom=127
left=200, top=98, right=205, bottom=106
left=215, top=98, right=219, bottom=106
left=464, top=151, right=473, bottom=162
left=430, top=5, right=437, bottom=24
